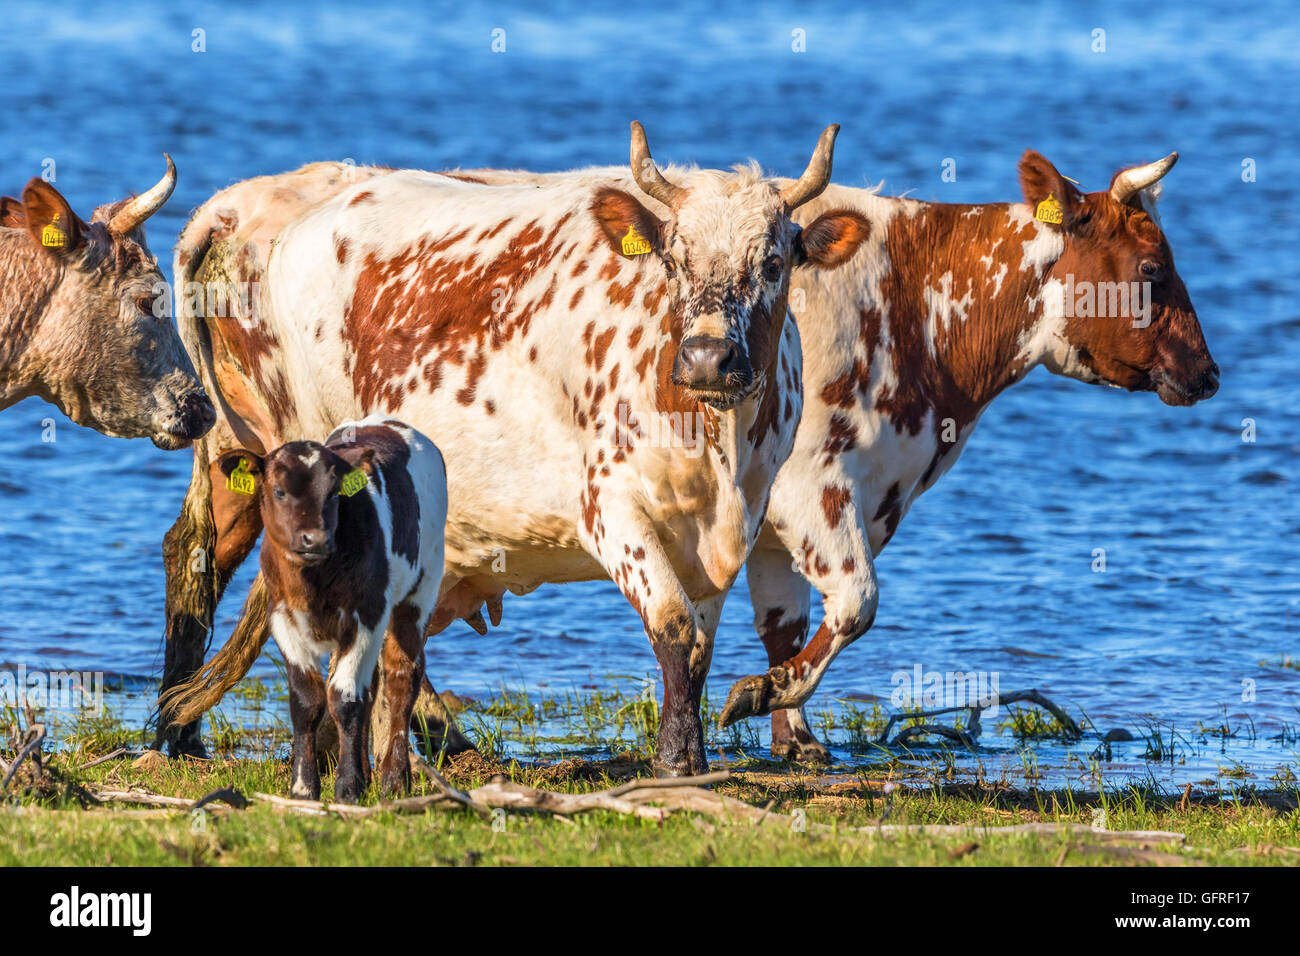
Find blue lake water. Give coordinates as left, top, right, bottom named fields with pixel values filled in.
left=0, top=1, right=1296, bottom=788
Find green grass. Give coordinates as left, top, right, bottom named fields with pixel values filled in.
left=1, top=745, right=1297, bottom=866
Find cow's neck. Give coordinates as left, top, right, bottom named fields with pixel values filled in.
left=853, top=198, right=1062, bottom=443
left=0, top=232, right=63, bottom=410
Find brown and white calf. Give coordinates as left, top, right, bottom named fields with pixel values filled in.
left=448, top=148, right=1220, bottom=760
left=217, top=414, right=446, bottom=801
left=157, top=125, right=871, bottom=775
left=0, top=157, right=214, bottom=446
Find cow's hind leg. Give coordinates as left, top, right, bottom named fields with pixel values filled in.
left=743, top=546, right=828, bottom=763
left=287, top=664, right=328, bottom=800
left=721, top=516, right=879, bottom=754
left=158, top=441, right=264, bottom=756
left=373, top=602, right=424, bottom=796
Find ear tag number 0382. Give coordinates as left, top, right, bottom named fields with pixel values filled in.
left=1035, top=193, right=1064, bottom=225
left=621, top=225, right=651, bottom=256
left=340, top=467, right=368, bottom=497
left=227, top=458, right=256, bottom=496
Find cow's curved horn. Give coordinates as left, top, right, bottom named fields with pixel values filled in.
left=1110, top=152, right=1178, bottom=204
left=779, top=124, right=840, bottom=210
left=629, top=122, right=686, bottom=209
left=108, top=153, right=177, bottom=234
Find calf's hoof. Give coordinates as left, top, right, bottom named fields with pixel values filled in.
left=334, top=774, right=364, bottom=804
left=290, top=781, right=321, bottom=801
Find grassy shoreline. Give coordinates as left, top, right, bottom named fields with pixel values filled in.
left=3, top=747, right=1298, bottom=866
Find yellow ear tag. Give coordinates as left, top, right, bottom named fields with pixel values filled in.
left=1035, top=193, right=1064, bottom=225
left=41, top=213, right=68, bottom=248
left=227, top=458, right=256, bottom=496
left=340, top=467, right=368, bottom=497
left=621, top=225, right=652, bottom=256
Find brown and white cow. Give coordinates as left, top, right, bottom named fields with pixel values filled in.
left=445, top=148, right=1220, bottom=760
left=218, top=414, right=447, bottom=802
left=157, top=125, right=872, bottom=775
left=0, top=158, right=215, bottom=446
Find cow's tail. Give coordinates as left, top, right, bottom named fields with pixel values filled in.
left=161, top=571, right=271, bottom=728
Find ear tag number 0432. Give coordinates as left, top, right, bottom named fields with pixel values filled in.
left=340, top=467, right=368, bottom=497
left=621, top=225, right=651, bottom=256
left=1035, top=193, right=1064, bottom=225
left=227, top=458, right=256, bottom=496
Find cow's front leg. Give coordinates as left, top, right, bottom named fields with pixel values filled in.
left=585, top=510, right=709, bottom=777
left=739, top=544, right=828, bottom=763
left=286, top=664, right=327, bottom=800
left=722, top=521, right=878, bottom=738
left=329, top=626, right=385, bottom=804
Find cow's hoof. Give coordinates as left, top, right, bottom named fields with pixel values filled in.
left=166, top=739, right=209, bottom=760
left=720, top=671, right=776, bottom=726
left=379, top=771, right=411, bottom=799
left=772, top=737, right=831, bottom=765
left=651, top=757, right=692, bottom=778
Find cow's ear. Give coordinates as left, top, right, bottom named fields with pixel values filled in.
left=1018, top=150, right=1083, bottom=230
left=0, top=196, right=26, bottom=229
left=337, top=446, right=377, bottom=476
left=217, top=449, right=264, bottom=479
left=591, top=188, right=664, bottom=258
left=19, top=179, right=85, bottom=256
left=796, top=210, right=871, bottom=269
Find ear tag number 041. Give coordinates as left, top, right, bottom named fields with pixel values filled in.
left=621, top=225, right=651, bottom=256
left=340, top=467, right=368, bottom=497
left=227, top=458, right=256, bottom=496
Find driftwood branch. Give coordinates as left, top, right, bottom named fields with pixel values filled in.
left=877, top=688, right=1082, bottom=747
left=1, top=723, right=47, bottom=791
left=63, top=776, right=1186, bottom=849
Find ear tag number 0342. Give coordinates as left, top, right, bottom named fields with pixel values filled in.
left=621, top=225, right=651, bottom=256
left=227, top=458, right=256, bottom=496
left=340, top=467, right=368, bottom=497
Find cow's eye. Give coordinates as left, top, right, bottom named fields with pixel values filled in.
left=762, top=255, right=783, bottom=281
left=135, top=294, right=157, bottom=315
left=273, top=487, right=286, bottom=500
left=663, top=257, right=676, bottom=276
left=1139, top=260, right=1162, bottom=280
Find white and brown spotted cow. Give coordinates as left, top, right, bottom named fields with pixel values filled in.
left=444, top=148, right=1219, bottom=761
left=218, top=414, right=447, bottom=801
left=0, top=157, right=215, bottom=446
left=158, top=124, right=872, bottom=775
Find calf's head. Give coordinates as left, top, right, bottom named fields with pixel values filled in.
left=218, top=442, right=375, bottom=566
left=1021, top=150, right=1219, bottom=406
left=0, top=156, right=215, bottom=446
left=591, top=122, right=870, bottom=409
